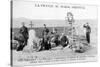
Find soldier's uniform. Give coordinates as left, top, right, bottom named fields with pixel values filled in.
left=42, top=27, right=49, bottom=36
left=19, top=26, right=29, bottom=46
left=83, top=24, right=91, bottom=43
left=41, top=27, right=51, bottom=50
left=16, top=25, right=29, bottom=51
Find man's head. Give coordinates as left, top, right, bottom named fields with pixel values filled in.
left=43, top=24, right=46, bottom=28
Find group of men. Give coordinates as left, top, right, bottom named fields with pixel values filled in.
left=15, top=21, right=91, bottom=51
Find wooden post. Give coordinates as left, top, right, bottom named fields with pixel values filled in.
left=29, top=21, right=34, bottom=28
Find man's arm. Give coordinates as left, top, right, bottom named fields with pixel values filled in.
left=19, top=27, right=23, bottom=33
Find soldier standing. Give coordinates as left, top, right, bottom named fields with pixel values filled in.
left=17, top=22, right=29, bottom=51
left=19, top=22, right=29, bottom=46
left=83, top=22, right=91, bottom=43
left=41, top=24, right=50, bottom=50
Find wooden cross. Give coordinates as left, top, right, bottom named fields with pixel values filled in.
left=29, top=21, right=34, bottom=28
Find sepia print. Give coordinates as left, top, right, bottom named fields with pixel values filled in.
left=11, top=0, right=98, bottom=66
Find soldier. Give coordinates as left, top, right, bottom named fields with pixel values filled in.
left=19, top=22, right=29, bottom=46
left=16, top=22, right=29, bottom=51
left=83, top=22, right=91, bottom=44
left=41, top=24, right=50, bottom=50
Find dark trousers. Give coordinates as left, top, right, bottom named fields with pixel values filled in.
left=17, top=42, right=24, bottom=51
left=86, top=32, right=90, bottom=43
left=17, top=39, right=28, bottom=51
left=40, top=39, right=51, bottom=50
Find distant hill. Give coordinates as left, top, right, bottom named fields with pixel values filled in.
left=12, top=17, right=97, bottom=36
left=12, top=17, right=70, bottom=28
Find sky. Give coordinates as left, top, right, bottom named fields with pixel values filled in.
left=12, top=0, right=98, bottom=28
